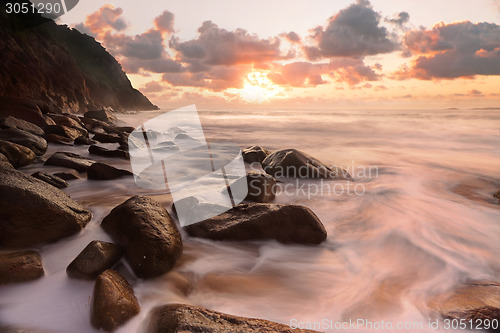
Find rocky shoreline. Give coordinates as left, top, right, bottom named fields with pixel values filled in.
left=1, top=106, right=499, bottom=332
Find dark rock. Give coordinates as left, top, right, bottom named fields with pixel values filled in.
left=101, top=196, right=183, bottom=279
left=84, top=110, right=117, bottom=123
left=80, top=117, right=108, bottom=133
left=53, top=170, right=80, bottom=180
left=0, top=116, right=45, bottom=136
left=31, top=172, right=68, bottom=189
left=428, top=281, right=500, bottom=331
left=262, top=148, right=352, bottom=180
left=185, top=203, right=327, bottom=244
left=0, top=139, right=36, bottom=168
left=44, top=133, right=74, bottom=145
left=44, top=125, right=85, bottom=140
left=74, top=136, right=97, bottom=145
left=494, top=191, right=500, bottom=200
left=91, top=270, right=140, bottom=331
left=149, top=304, right=318, bottom=333
left=0, top=99, right=53, bottom=128
left=0, top=128, right=48, bottom=155
left=121, top=135, right=145, bottom=150
left=117, top=126, right=135, bottom=133
left=89, top=145, right=130, bottom=160
left=246, top=172, right=277, bottom=203
left=0, top=165, right=92, bottom=248
left=242, top=145, right=270, bottom=164
left=93, top=132, right=122, bottom=144
left=172, top=196, right=229, bottom=224
left=130, top=129, right=159, bottom=140
left=0, top=152, right=12, bottom=168
left=87, top=163, right=133, bottom=180
left=48, top=114, right=86, bottom=132
left=67, top=241, right=123, bottom=280
left=0, top=250, right=44, bottom=285
left=44, top=152, right=96, bottom=172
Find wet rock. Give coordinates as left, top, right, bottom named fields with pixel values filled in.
left=74, top=136, right=97, bottom=145
left=242, top=145, right=270, bottom=164
left=67, top=241, right=123, bottom=280
left=0, top=165, right=92, bottom=248
left=262, top=148, right=352, bottom=180
left=31, top=172, right=68, bottom=189
left=0, top=152, right=12, bottom=168
left=92, top=132, right=122, bottom=144
left=494, top=191, right=500, bottom=200
left=117, top=126, right=135, bottom=133
left=48, top=114, right=86, bottom=132
left=246, top=171, right=277, bottom=203
left=91, top=270, right=140, bottom=331
left=121, top=135, right=145, bottom=150
left=428, top=281, right=500, bottom=331
left=44, top=152, right=96, bottom=172
left=0, top=139, right=36, bottom=168
left=0, top=250, right=44, bottom=285
left=44, top=133, right=74, bottom=145
left=84, top=109, right=116, bottom=123
left=0, top=128, right=47, bottom=155
left=185, top=203, right=327, bottom=244
left=101, top=196, right=183, bottom=278
left=44, top=125, right=85, bottom=141
left=0, top=116, right=45, bottom=136
left=130, top=129, right=159, bottom=140
left=87, top=163, right=133, bottom=180
left=53, top=170, right=80, bottom=180
left=149, top=304, right=318, bottom=333
left=0, top=100, right=52, bottom=128
left=89, top=145, right=130, bottom=160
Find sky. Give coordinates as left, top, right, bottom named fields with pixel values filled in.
left=58, top=0, right=500, bottom=109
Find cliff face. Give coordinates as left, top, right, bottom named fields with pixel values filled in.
left=0, top=5, right=158, bottom=113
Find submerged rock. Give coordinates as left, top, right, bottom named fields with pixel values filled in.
left=0, top=250, right=44, bottom=285
left=149, top=304, right=319, bottom=333
left=91, top=270, right=140, bottom=331
left=246, top=171, right=277, bottom=203
left=0, top=128, right=47, bottom=155
left=87, top=162, right=133, bottom=180
left=262, top=148, right=352, bottom=180
left=89, top=145, right=130, bottom=160
left=101, top=196, right=183, bottom=278
left=0, top=165, right=92, bottom=248
left=0, top=116, right=45, bottom=136
left=44, top=152, right=96, bottom=172
left=185, top=203, right=327, bottom=244
left=67, top=241, right=123, bottom=280
left=0, top=139, right=36, bottom=168
left=242, top=145, right=270, bottom=164
left=31, top=172, right=68, bottom=189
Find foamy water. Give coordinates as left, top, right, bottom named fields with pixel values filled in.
left=1, top=109, right=499, bottom=332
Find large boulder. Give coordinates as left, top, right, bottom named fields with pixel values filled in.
left=91, top=270, right=140, bottom=331
left=428, top=281, right=500, bottom=330
left=84, top=109, right=116, bottom=124
left=242, top=145, right=270, bottom=164
left=246, top=172, right=277, bottom=203
left=89, top=145, right=130, bottom=160
left=185, top=203, right=327, bottom=244
left=92, top=132, right=122, bottom=144
left=0, top=250, right=44, bottom=285
left=0, top=116, right=45, bottom=136
left=44, top=125, right=85, bottom=141
left=44, top=133, right=74, bottom=145
left=48, top=114, right=86, bottom=133
left=0, top=128, right=48, bottom=155
left=31, top=172, right=68, bottom=189
left=74, top=136, right=97, bottom=145
left=0, top=139, right=36, bottom=168
left=44, top=152, right=96, bottom=172
left=101, top=196, right=183, bottom=279
left=87, top=163, right=133, bottom=180
left=149, top=304, right=319, bottom=333
left=67, top=241, right=123, bottom=280
left=262, top=148, right=352, bottom=180
left=0, top=97, right=53, bottom=128
left=0, top=165, right=92, bottom=248
left=0, top=153, right=12, bottom=168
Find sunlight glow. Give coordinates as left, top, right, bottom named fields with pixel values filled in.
left=230, top=72, right=285, bottom=103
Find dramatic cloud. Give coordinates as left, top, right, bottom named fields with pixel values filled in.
left=305, top=0, right=397, bottom=59
left=387, top=12, right=410, bottom=26
left=399, top=21, right=500, bottom=79
left=282, top=31, right=301, bottom=43
left=154, top=10, right=175, bottom=34
left=76, top=5, right=127, bottom=38
left=162, top=65, right=250, bottom=91
left=141, top=81, right=164, bottom=93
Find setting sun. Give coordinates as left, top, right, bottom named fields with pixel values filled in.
left=230, top=72, right=285, bottom=103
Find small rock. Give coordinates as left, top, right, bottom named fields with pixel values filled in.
left=67, top=241, right=123, bottom=280
left=0, top=128, right=47, bottom=155
left=87, top=162, right=133, bottom=180
left=0, top=116, right=45, bottom=136
left=31, top=172, right=68, bottom=189
left=93, top=132, right=122, bottom=144
left=262, top=148, right=352, bottom=180
left=185, top=203, right=327, bottom=244
left=494, top=191, right=500, bottom=200
left=53, top=170, right=80, bottom=180
left=101, top=196, right=183, bottom=279
left=91, top=270, right=140, bottom=331
left=0, top=250, right=44, bottom=285
left=84, top=109, right=117, bottom=123
left=44, top=152, right=96, bottom=172
left=242, top=145, right=270, bottom=164
left=89, top=145, right=130, bottom=160
left=74, top=136, right=97, bottom=145
left=246, top=171, right=277, bottom=203
left=116, top=126, right=135, bottom=133
left=149, top=304, right=318, bottom=333
left=0, top=139, right=36, bottom=168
